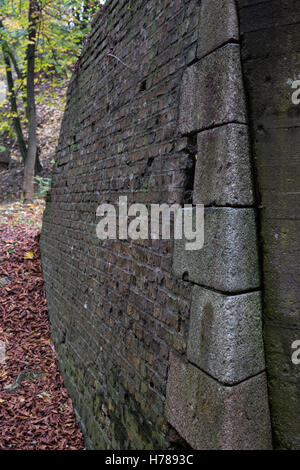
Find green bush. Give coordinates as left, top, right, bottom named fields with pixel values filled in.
left=34, top=176, right=51, bottom=198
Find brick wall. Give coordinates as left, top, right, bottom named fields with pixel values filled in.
left=41, top=0, right=289, bottom=450
left=41, top=0, right=200, bottom=450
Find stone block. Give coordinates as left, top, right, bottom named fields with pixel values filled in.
left=179, top=44, right=246, bottom=134
left=187, top=286, right=265, bottom=384
left=173, top=208, right=260, bottom=292
left=197, top=0, right=239, bottom=59
left=166, top=353, right=272, bottom=450
left=193, top=124, right=254, bottom=206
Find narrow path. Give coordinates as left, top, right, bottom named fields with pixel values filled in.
left=0, top=202, right=84, bottom=450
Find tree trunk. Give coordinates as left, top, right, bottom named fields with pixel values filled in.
left=7, top=47, right=29, bottom=119
left=7, top=48, right=22, bottom=81
left=23, top=0, right=39, bottom=201
left=35, top=146, right=42, bottom=173
left=0, top=20, right=28, bottom=164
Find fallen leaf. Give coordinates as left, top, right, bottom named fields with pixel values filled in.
left=0, top=222, right=84, bottom=450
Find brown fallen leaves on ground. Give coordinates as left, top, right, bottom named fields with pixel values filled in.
left=0, top=201, right=84, bottom=450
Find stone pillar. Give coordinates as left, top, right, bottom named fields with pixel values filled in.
left=166, top=0, right=272, bottom=450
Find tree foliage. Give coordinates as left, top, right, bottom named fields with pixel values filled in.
left=0, top=0, right=101, bottom=199
left=1, top=0, right=100, bottom=84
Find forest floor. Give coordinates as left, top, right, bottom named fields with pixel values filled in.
left=0, top=201, right=85, bottom=450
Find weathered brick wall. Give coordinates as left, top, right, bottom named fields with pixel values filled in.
left=41, top=0, right=200, bottom=450
left=41, top=0, right=292, bottom=450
